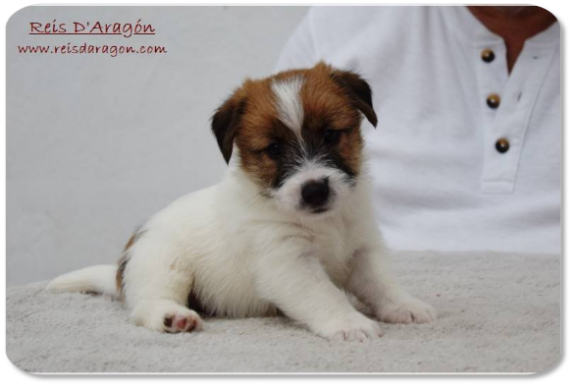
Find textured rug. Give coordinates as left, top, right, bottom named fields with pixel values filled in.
left=6, top=251, right=561, bottom=374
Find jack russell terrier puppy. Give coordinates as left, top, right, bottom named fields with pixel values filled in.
left=48, top=62, right=436, bottom=341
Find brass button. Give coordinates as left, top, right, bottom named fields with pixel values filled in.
left=481, top=49, right=495, bottom=63
left=487, top=94, right=500, bottom=109
left=495, top=138, right=510, bottom=153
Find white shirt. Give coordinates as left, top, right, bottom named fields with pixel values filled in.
left=275, top=6, right=560, bottom=254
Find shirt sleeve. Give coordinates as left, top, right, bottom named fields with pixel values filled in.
left=274, top=10, right=320, bottom=72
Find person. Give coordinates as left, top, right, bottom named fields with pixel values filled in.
left=275, top=6, right=560, bottom=254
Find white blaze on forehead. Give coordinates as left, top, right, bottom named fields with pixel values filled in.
left=271, top=77, right=304, bottom=135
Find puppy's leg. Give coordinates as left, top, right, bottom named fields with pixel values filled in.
left=347, top=245, right=436, bottom=324
left=123, top=247, right=202, bottom=333
left=255, top=238, right=382, bottom=341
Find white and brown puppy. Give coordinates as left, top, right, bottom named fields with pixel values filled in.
left=48, top=62, right=435, bottom=341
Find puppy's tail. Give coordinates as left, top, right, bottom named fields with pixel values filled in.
left=46, top=265, right=119, bottom=297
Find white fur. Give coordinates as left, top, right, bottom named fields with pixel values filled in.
left=47, top=265, right=117, bottom=296
left=48, top=159, right=436, bottom=341
left=269, top=158, right=353, bottom=216
left=272, top=77, right=304, bottom=135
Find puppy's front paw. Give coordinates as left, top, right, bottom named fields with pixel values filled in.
left=315, top=313, right=383, bottom=342
left=377, top=294, right=436, bottom=324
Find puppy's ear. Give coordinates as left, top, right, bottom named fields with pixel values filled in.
left=330, top=70, right=378, bottom=128
left=211, top=94, right=247, bottom=164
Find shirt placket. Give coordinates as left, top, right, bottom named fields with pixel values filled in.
left=477, top=40, right=556, bottom=194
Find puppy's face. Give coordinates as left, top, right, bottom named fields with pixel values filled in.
left=211, top=62, right=378, bottom=218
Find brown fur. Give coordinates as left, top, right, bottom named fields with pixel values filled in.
left=116, top=227, right=145, bottom=294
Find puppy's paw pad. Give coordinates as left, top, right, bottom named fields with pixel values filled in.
left=131, top=301, right=204, bottom=333
left=163, top=311, right=202, bottom=333
left=378, top=298, right=436, bottom=324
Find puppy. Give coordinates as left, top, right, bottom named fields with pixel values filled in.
left=48, top=62, right=436, bottom=341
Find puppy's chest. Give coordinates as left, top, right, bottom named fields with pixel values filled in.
left=308, top=221, right=359, bottom=285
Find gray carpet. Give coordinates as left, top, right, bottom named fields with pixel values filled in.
left=6, top=251, right=561, bottom=374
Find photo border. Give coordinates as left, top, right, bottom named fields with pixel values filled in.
left=0, top=0, right=577, bottom=389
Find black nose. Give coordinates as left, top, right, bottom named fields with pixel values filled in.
left=301, top=178, right=330, bottom=208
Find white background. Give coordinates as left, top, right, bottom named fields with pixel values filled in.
left=6, top=5, right=308, bottom=286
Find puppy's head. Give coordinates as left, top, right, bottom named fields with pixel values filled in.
left=211, top=62, right=377, bottom=218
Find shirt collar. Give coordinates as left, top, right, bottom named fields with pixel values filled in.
left=440, top=6, right=560, bottom=48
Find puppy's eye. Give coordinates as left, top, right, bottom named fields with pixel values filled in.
left=266, top=143, right=282, bottom=158
left=324, top=130, right=341, bottom=145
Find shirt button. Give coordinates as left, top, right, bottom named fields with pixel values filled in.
left=495, top=138, right=510, bottom=153
left=481, top=49, right=495, bottom=63
left=487, top=94, right=500, bottom=109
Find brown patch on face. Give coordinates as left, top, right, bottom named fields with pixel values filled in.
left=299, top=63, right=367, bottom=177
left=232, top=79, right=288, bottom=190
left=116, top=227, right=145, bottom=295
left=211, top=62, right=377, bottom=192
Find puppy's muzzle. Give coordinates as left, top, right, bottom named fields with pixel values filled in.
left=301, top=178, right=330, bottom=210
